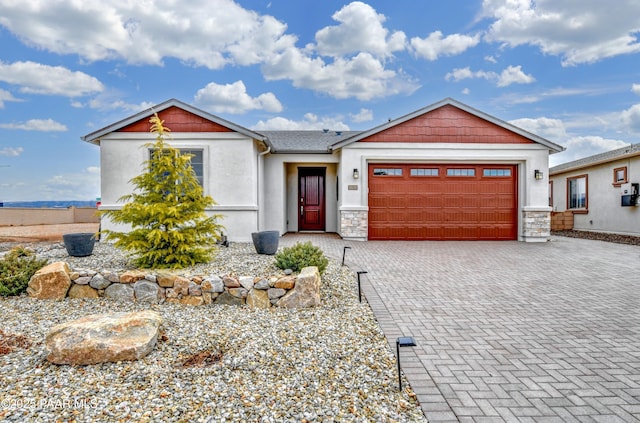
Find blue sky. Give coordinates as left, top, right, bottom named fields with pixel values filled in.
left=1, top=0, right=640, bottom=201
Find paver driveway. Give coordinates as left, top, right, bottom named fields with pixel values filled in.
left=281, top=234, right=640, bottom=422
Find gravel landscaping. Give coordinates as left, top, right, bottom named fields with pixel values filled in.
left=0, top=242, right=426, bottom=422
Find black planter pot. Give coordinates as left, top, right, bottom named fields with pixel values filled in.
left=251, top=231, right=280, bottom=255
left=63, top=232, right=96, bottom=257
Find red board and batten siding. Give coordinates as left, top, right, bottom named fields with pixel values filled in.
left=118, top=106, right=233, bottom=133
left=359, top=104, right=535, bottom=144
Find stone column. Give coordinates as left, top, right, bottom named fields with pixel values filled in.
left=522, top=207, right=551, bottom=242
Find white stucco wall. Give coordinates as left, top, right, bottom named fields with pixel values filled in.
left=338, top=142, right=553, bottom=241
left=98, top=132, right=260, bottom=242
left=550, top=156, right=640, bottom=235
left=262, top=153, right=339, bottom=235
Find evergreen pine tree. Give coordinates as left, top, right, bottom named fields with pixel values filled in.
left=100, top=113, right=223, bottom=269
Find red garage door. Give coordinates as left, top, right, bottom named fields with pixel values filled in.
left=368, top=164, right=517, bottom=240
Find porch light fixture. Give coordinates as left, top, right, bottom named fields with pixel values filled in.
left=356, top=270, right=368, bottom=302
left=534, top=169, right=543, bottom=180
left=353, top=168, right=360, bottom=179
left=396, top=336, right=417, bottom=391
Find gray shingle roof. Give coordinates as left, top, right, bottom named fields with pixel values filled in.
left=261, top=130, right=362, bottom=153
left=550, top=143, right=640, bottom=174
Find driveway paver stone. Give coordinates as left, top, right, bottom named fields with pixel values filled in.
left=282, top=234, right=640, bottom=422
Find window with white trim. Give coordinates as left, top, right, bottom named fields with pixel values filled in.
left=149, top=148, right=204, bottom=187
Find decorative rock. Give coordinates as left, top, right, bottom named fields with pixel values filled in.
left=179, top=296, right=204, bottom=306
left=89, top=274, right=111, bottom=290
left=68, top=284, right=99, bottom=299
left=254, top=278, right=270, bottom=290
left=223, top=275, right=241, bottom=288
left=45, top=310, right=162, bottom=365
left=173, top=277, right=190, bottom=296
left=165, top=288, right=179, bottom=299
left=201, top=276, right=224, bottom=293
left=277, top=266, right=321, bottom=309
left=120, top=270, right=146, bottom=284
left=239, top=276, right=254, bottom=290
left=284, top=269, right=293, bottom=275
left=215, top=291, right=244, bottom=306
left=228, top=287, right=248, bottom=299
left=134, top=280, right=163, bottom=303
left=156, top=273, right=176, bottom=288
left=246, top=289, right=271, bottom=309
left=104, top=271, right=120, bottom=283
left=74, top=276, right=92, bottom=285
left=69, top=272, right=80, bottom=281
left=27, top=262, right=72, bottom=300
left=202, top=292, right=213, bottom=305
left=274, top=276, right=296, bottom=290
left=188, top=282, right=202, bottom=296
left=104, top=283, right=135, bottom=301
left=267, top=288, right=286, bottom=299
left=192, top=276, right=203, bottom=285
left=144, top=274, right=157, bottom=283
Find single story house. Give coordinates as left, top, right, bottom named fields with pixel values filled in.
left=549, top=143, right=640, bottom=235
left=82, top=98, right=563, bottom=243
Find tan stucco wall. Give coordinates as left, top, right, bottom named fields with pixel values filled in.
left=550, top=155, right=640, bottom=235
left=0, top=207, right=99, bottom=226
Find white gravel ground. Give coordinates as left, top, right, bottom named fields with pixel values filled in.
left=0, top=242, right=426, bottom=422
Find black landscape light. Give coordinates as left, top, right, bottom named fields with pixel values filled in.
left=396, top=336, right=417, bottom=391
left=342, top=246, right=351, bottom=266
left=356, top=270, right=367, bottom=302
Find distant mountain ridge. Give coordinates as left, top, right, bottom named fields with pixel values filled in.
left=1, top=200, right=97, bottom=208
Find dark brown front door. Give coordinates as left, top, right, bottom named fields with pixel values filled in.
left=298, top=168, right=325, bottom=231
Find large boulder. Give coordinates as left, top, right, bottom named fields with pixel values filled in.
left=45, top=310, right=162, bottom=365
left=276, top=266, right=321, bottom=308
left=27, top=262, right=72, bottom=300
left=68, top=284, right=99, bottom=299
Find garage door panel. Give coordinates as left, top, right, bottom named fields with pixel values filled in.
left=368, top=164, right=517, bottom=240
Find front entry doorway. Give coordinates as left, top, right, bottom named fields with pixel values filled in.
left=298, top=167, right=326, bottom=231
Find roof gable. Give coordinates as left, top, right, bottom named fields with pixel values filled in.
left=118, top=106, right=233, bottom=133
left=81, top=98, right=267, bottom=146
left=331, top=98, right=564, bottom=153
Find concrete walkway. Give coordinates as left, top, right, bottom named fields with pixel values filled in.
left=281, top=234, right=640, bottom=422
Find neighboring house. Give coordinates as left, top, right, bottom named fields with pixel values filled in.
left=549, top=143, right=640, bottom=235
left=82, top=98, right=563, bottom=243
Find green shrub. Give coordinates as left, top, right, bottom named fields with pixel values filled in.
left=274, top=241, right=329, bottom=274
left=0, top=247, right=48, bottom=296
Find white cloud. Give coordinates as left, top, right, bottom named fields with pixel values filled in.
left=43, top=167, right=100, bottom=200
left=253, top=112, right=349, bottom=131
left=550, top=136, right=630, bottom=166
left=263, top=49, right=418, bottom=100
left=483, top=0, right=640, bottom=66
left=315, top=1, right=406, bottom=58
left=194, top=80, right=282, bottom=114
left=350, top=108, right=373, bottom=123
left=621, top=103, right=640, bottom=132
left=0, top=0, right=293, bottom=70
left=509, top=117, right=567, bottom=141
left=446, top=65, right=534, bottom=87
left=411, top=31, right=480, bottom=61
left=83, top=95, right=154, bottom=113
left=0, top=89, right=21, bottom=108
left=632, top=84, right=640, bottom=96
left=0, top=61, right=103, bottom=97
left=0, top=119, right=67, bottom=131
left=0, top=147, right=24, bottom=157
left=497, top=65, right=535, bottom=87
